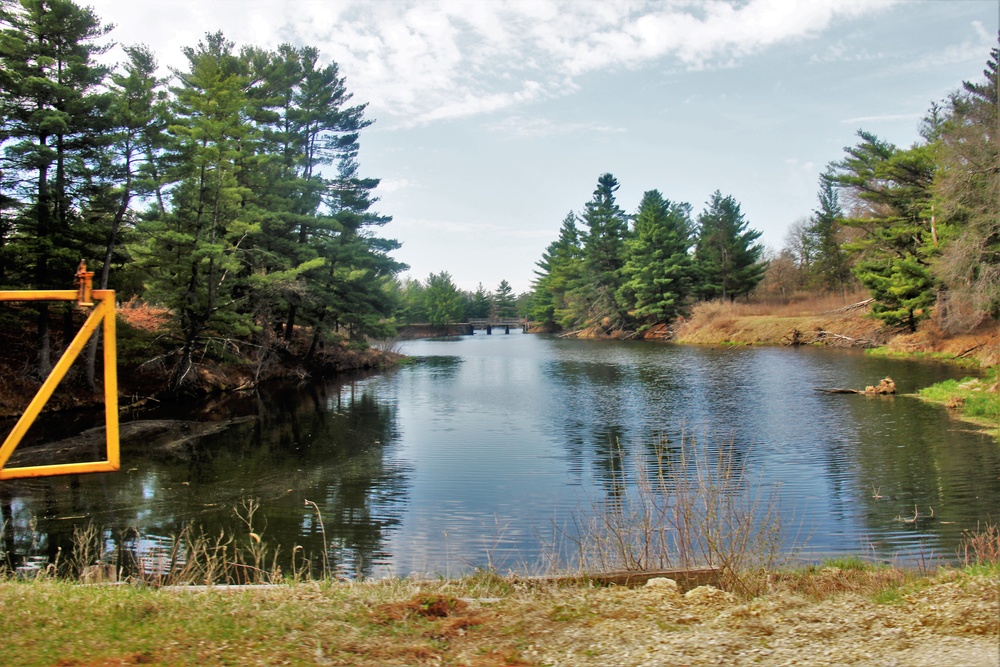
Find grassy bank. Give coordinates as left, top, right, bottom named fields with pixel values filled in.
left=915, top=366, right=1000, bottom=437
left=671, top=294, right=888, bottom=347
left=1, top=562, right=996, bottom=667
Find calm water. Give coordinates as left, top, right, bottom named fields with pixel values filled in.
left=2, top=334, right=998, bottom=577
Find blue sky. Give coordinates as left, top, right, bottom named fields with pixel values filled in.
left=90, top=0, right=998, bottom=294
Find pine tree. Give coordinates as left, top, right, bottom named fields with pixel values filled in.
left=578, top=173, right=629, bottom=328
left=493, top=279, right=516, bottom=318
left=133, top=32, right=256, bottom=389
left=693, top=191, right=766, bottom=302
left=619, top=190, right=695, bottom=327
left=806, top=172, right=852, bottom=295
left=828, top=131, right=938, bottom=331
left=0, top=0, right=113, bottom=376
left=423, top=272, right=463, bottom=326
left=530, top=211, right=583, bottom=330
left=468, top=283, right=492, bottom=319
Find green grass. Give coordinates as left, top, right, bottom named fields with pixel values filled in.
left=865, top=347, right=982, bottom=370
left=917, top=367, right=1000, bottom=435
left=819, top=555, right=882, bottom=571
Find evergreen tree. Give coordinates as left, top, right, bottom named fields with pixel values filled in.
left=306, top=153, right=405, bottom=348
left=529, top=211, right=583, bottom=330
left=578, top=173, right=629, bottom=328
left=133, top=32, right=256, bottom=389
left=396, top=277, right=427, bottom=324
left=423, top=272, right=463, bottom=326
left=493, top=279, right=516, bottom=318
left=0, top=0, right=112, bottom=375
left=828, top=131, right=938, bottom=331
left=806, top=172, right=852, bottom=294
left=618, top=189, right=695, bottom=327
left=468, top=283, right=492, bottom=319
left=693, top=191, right=766, bottom=302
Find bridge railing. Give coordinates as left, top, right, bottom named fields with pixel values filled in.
left=467, top=317, right=525, bottom=327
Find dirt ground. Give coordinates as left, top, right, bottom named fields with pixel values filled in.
left=502, top=571, right=999, bottom=667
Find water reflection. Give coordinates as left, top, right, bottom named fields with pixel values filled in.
left=1, top=335, right=998, bottom=577
left=0, top=375, right=409, bottom=578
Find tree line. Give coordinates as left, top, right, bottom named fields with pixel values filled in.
left=0, top=0, right=404, bottom=391
left=529, top=174, right=766, bottom=334
left=530, top=42, right=999, bottom=338
left=391, top=276, right=523, bottom=327
left=765, top=44, right=999, bottom=334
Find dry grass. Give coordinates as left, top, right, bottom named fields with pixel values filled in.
left=674, top=294, right=888, bottom=347
left=695, top=291, right=872, bottom=318
left=958, top=521, right=1000, bottom=567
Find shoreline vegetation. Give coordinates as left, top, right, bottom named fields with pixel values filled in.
left=0, top=552, right=996, bottom=666
left=2, top=293, right=998, bottom=433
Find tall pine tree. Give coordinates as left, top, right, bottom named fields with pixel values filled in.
left=578, top=173, right=629, bottom=329
left=0, top=0, right=112, bottom=376
left=619, top=189, right=695, bottom=327
left=693, top=191, right=766, bottom=302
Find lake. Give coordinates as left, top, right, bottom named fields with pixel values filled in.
left=2, top=333, right=998, bottom=578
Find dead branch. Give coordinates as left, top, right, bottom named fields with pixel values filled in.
left=826, top=298, right=874, bottom=314
left=813, top=388, right=862, bottom=394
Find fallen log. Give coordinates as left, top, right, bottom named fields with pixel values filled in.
left=5, top=417, right=257, bottom=467
left=827, top=298, right=874, bottom=313
left=519, top=567, right=721, bottom=591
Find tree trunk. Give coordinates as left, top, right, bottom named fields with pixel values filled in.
left=85, top=152, right=132, bottom=391
left=36, top=305, right=51, bottom=379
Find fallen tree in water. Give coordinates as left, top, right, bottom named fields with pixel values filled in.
left=5, top=417, right=257, bottom=468
left=814, top=377, right=896, bottom=395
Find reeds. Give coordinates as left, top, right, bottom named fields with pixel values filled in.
left=556, top=434, right=787, bottom=596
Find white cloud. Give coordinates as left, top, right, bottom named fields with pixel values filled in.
left=88, top=0, right=897, bottom=125
left=913, top=20, right=996, bottom=69
left=285, top=0, right=894, bottom=124
left=485, top=116, right=626, bottom=139
left=376, top=178, right=415, bottom=194
left=840, top=113, right=923, bottom=125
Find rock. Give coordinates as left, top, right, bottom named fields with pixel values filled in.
left=645, top=577, right=679, bottom=593
left=684, top=585, right=737, bottom=603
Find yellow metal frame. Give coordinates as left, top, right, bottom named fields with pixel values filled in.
left=0, top=289, right=118, bottom=479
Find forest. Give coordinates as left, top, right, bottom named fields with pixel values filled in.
left=0, top=0, right=404, bottom=393
left=1, top=0, right=998, bottom=396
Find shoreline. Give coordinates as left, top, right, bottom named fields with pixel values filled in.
left=0, top=562, right=995, bottom=666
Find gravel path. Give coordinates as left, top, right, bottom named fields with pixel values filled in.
left=501, top=570, right=1000, bottom=667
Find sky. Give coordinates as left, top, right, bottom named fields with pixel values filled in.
left=86, top=0, right=999, bottom=294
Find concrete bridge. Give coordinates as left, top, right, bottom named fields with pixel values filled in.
left=395, top=318, right=529, bottom=339
left=466, top=318, right=528, bottom=334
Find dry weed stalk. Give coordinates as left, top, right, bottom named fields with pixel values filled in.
left=563, top=434, right=786, bottom=596
left=959, top=521, right=1000, bottom=567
